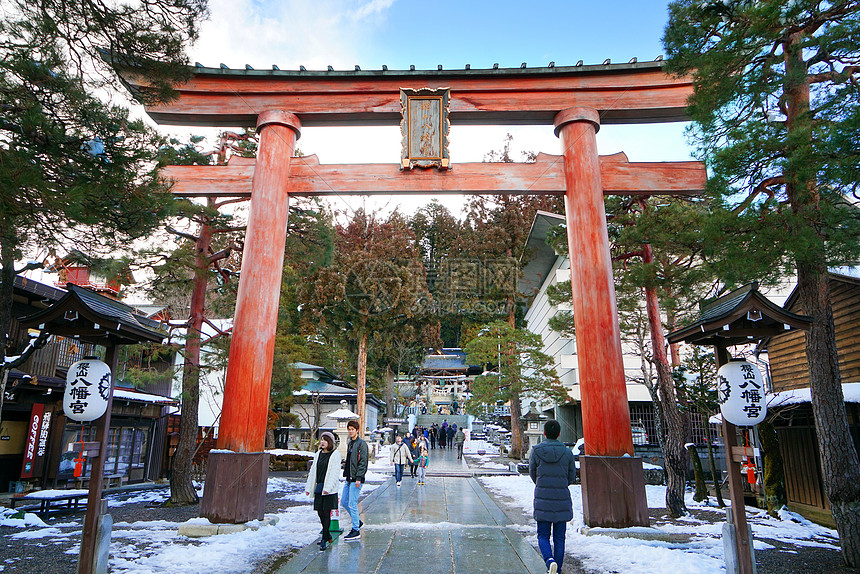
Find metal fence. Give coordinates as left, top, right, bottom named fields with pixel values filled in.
left=629, top=403, right=717, bottom=446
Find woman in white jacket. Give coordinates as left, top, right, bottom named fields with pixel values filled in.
left=305, top=432, right=342, bottom=551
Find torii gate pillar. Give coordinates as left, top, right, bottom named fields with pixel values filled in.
left=555, top=107, right=649, bottom=527
left=201, top=110, right=301, bottom=524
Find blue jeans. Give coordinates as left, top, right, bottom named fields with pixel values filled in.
left=537, top=521, right=566, bottom=569
left=394, top=463, right=404, bottom=482
left=341, top=481, right=362, bottom=530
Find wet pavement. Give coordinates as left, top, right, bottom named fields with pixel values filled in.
left=275, top=447, right=546, bottom=574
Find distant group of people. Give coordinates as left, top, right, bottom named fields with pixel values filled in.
left=408, top=421, right=465, bottom=459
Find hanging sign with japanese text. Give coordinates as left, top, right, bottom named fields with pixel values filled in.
left=717, top=360, right=767, bottom=426
left=64, top=359, right=113, bottom=422
left=400, top=88, right=450, bottom=169
left=20, top=403, right=44, bottom=478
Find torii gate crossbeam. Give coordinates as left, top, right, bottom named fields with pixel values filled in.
left=118, top=60, right=701, bottom=529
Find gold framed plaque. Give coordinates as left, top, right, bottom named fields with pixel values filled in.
left=400, top=88, right=450, bottom=169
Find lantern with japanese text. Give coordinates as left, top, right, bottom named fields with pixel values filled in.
left=717, top=359, right=767, bottom=426
left=64, top=358, right=113, bottom=422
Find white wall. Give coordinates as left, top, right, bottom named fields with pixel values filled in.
left=522, top=254, right=652, bottom=406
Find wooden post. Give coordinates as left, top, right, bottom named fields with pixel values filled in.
left=218, top=110, right=301, bottom=452
left=202, top=111, right=300, bottom=524
left=77, top=344, right=118, bottom=574
left=715, top=345, right=756, bottom=574
left=554, top=107, right=648, bottom=527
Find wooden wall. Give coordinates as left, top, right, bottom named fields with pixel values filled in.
left=768, top=276, right=860, bottom=391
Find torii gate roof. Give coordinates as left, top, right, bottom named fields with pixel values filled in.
left=116, top=59, right=693, bottom=128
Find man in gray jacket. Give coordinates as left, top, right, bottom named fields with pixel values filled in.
left=342, top=420, right=368, bottom=541
left=529, top=419, right=576, bottom=574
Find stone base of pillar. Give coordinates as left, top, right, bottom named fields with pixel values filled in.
left=580, top=455, right=649, bottom=528
left=201, top=452, right=269, bottom=524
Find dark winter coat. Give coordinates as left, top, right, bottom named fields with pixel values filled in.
left=345, top=436, right=369, bottom=482
left=528, top=439, right=576, bottom=523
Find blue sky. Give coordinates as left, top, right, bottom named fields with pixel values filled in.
left=179, top=0, right=694, bottom=215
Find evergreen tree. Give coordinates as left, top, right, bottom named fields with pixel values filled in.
left=465, top=321, right=568, bottom=459
left=0, top=0, right=206, bottom=424
left=664, top=1, right=860, bottom=563
left=300, top=209, right=429, bottom=432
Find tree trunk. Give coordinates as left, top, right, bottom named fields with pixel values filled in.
left=169, top=221, right=214, bottom=505
left=642, top=258, right=688, bottom=518
left=0, top=238, right=16, bottom=429
left=357, top=331, right=367, bottom=434
left=385, top=368, right=395, bottom=424
left=758, top=419, right=786, bottom=517
left=687, top=444, right=708, bottom=503
left=784, top=33, right=860, bottom=567
left=509, top=389, right=524, bottom=459
left=706, top=436, right=725, bottom=508
left=798, top=264, right=860, bottom=565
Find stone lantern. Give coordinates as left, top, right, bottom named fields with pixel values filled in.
left=522, top=401, right=547, bottom=459
left=327, top=400, right=359, bottom=458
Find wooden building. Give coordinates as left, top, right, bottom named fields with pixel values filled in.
left=764, top=272, right=860, bottom=526
left=1, top=276, right=176, bottom=491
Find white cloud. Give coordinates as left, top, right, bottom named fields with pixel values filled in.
left=189, top=0, right=396, bottom=70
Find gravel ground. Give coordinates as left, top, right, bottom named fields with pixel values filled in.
left=2, top=467, right=854, bottom=574
left=0, top=472, right=308, bottom=574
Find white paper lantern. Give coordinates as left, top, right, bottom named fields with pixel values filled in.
left=717, top=360, right=766, bottom=426
left=64, top=359, right=113, bottom=422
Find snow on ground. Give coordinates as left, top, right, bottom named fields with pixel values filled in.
left=1, top=472, right=383, bottom=574
left=463, top=440, right=507, bottom=469
left=479, top=474, right=841, bottom=574
left=109, top=503, right=321, bottom=574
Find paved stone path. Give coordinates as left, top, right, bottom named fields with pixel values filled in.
left=276, top=447, right=546, bottom=574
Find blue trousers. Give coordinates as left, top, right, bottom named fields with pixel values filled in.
left=341, top=481, right=362, bottom=530
left=393, top=463, right=404, bottom=482
left=537, top=521, right=566, bottom=569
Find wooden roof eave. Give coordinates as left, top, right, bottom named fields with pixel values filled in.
left=667, top=291, right=811, bottom=345
left=19, top=292, right=165, bottom=345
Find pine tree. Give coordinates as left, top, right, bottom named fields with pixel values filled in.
left=0, top=0, right=206, bottom=425
left=300, top=209, right=429, bottom=433
left=664, top=1, right=860, bottom=564
left=464, top=321, right=568, bottom=453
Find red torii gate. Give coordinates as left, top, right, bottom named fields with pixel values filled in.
left=121, top=60, right=704, bottom=527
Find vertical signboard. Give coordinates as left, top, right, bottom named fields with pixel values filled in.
left=400, top=88, right=450, bottom=169
left=20, top=403, right=44, bottom=478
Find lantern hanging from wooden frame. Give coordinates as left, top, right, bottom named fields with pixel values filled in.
left=717, top=359, right=766, bottom=426
left=64, top=358, right=113, bottom=422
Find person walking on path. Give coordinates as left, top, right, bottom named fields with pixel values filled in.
left=416, top=447, right=430, bottom=485
left=429, top=425, right=437, bottom=449
left=438, top=424, right=447, bottom=450
left=341, top=420, right=368, bottom=541
left=418, top=434, right=430, bottom=456
left=454, top=427, right=466, bottom=460
left=529, top=420, right=576, bottom=574
left=304, top=432, right=341, bottom=552
left=390, top=434, right=412, bottom=486
left=446, top=424, right=455, bottom=452
left=408, top=435, right=420, bottom=478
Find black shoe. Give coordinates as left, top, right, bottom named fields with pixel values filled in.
left=359, top=520, right=364, bottom=529
left=319, top=539, right=327, bottom=551
left=344, top=529, right=361, bottom=542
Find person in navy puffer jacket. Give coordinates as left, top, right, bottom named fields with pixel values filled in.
left=529, top=419, right=576, bottom=574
